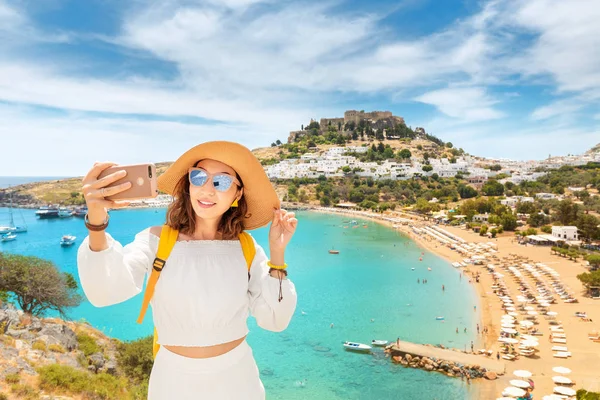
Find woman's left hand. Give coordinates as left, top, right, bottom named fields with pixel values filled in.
left=269, top=209, right=297, bottom=251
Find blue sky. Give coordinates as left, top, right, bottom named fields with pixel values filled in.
left=1, top=0, right=599, bottom=176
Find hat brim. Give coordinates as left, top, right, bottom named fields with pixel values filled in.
left=158, top=141, right=280, bottom=230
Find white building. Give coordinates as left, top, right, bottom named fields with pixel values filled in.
left=536, top=193, right=557, bottom=200
left=552, top=226, right=579, bottom=241
left=501, top=196, right=535, bottom=207
left=473, top=213, right=490, bottom=223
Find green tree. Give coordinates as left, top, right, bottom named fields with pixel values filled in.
left=422, top=165, right=433, bottom=173
left=0, top=253, right=82, bottom=317
left=457, top=184, right=478, bottom=199
left=446, top=142, right=453, bottom=148
left=586, top=254, right=600, bottom=271
left=482, top=180, right=504, bottom=196
left=516, top=201, right=537, bottom=214
left=500, top=213, right=518, bottom=231
left=528, top=213, right=550, bottom=227
left=576, top=213, right=600, bottom=241
left=398, top=149, right=412, bottom=159
left=556, top=200, right=579, bottom=225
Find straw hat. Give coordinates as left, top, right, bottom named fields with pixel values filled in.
left=158, top=141, right=280, bottom=230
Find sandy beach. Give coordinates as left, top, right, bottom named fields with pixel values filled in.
left=312, top=207, right=600, bottom=399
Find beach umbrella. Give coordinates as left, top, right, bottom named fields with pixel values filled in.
left=503, top=386, right=526, bottom=397
left=513, top=370, right=533, bottom=378
left=510, top=379, right=531, bottom=389
left=547, top=311, right=558, bottom=316
left=552, top=366, right=571, bottom=374
left=527, top=311, right=538, bottom=316
left=502, top=328, right=517, bottom=334
left=552, top=376, right=572, bottom=385
left=524, top=306, right=535, bottom=311
left=508, top=312, right=519, bottom=317
left=554, top=387, right=576, bottom=396
left=521, top=334, right=538, bottom=341
left=502, top=323, right=515, bottom=328
left=520, top=321, right=534, bottom=327
left=521, top=340, right=539, bottom=347
left=506, top=307, right=516, bottom=311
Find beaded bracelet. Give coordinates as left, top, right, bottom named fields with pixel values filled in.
left=268, top=268, right=287, bottom=303
left=269, top=268, right=288, bottom=277
left=267, top=260, right=287, bottom=270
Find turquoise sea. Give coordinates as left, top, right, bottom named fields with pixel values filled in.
left=0, top=207, right=480, bottom=400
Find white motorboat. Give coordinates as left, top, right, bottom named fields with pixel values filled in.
left=1, top=232, right=17, bottom=242
left=1, top=188, right=27, bottom=233
left=60, top=235, right=77, bottom=246
left=58, top=207, right=73, bottom=218
left=371, top=340, right=388, bottom=347
left=343, top=341, right=371, bottom=352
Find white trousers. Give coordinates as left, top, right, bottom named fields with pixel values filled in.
left=148, top=340, right=265, bottom=400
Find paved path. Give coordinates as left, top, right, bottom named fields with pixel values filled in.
left=390, top=340, right=506, bottom=374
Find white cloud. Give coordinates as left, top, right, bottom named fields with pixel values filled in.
left=414, top=87, right=503, bottom=121
left=0, top=0, right=598, bottom=175
left=509, top=0, right=600, bottom=94
left=531, top=99, right=585, bottom=121
left=0, top=105, right=280, bottom=176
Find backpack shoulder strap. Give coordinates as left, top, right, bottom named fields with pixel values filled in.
left=238, top=231, right=256, bottom=272
left=137, top=225, right=179, bottom=324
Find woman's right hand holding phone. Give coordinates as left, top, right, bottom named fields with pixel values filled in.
left=82, top=162, right=132, bottom=225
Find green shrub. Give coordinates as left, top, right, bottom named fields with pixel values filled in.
left=541, top=225, right=552, bottom=233
left=48, top=343, right=66, bottom=353
left=32, top=340, right=47, bottom=352
left=5, top=372, right=20, bottom=384
left=10, top=383, right=40, bottom=399
left=116, top=335, right=154, bottom=383
left=77, top=332, right=100, bottom=356
left=577, top=389, right=600, bottom=400
left=38, top=364, right=128, bottom=400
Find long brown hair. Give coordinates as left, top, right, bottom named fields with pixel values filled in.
left=166, top=166, right=248, bottom=240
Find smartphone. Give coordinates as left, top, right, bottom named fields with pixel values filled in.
left=97, top=163, right=159, bottom=201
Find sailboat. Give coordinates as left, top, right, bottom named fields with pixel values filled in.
left=0, top=187, right=27, bottom=234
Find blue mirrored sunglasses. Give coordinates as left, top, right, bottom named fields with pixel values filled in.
left=188, top=168, right=241, bottom=192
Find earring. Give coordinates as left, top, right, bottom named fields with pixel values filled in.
left=231, top=199, right=238, bottom=208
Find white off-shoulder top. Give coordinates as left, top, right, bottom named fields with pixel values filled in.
left=77, top=228, right=297, bottom=346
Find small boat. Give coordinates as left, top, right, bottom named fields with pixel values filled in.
left=60, top=235, right=77, bottom=246
left=435, top=316, right=445, bottom=321
left=411, top=267, right=415, bottom=270
left=427, top=267, right=432, bottom=271
left=73, top=206, right=88, bottom=218
left=329, top=248, right=339, bottom=254
left=1, top=232, right=17, bottom=242
left=343, top=341, right=371, bottom=352
left=371, top=340, right=388, bottom=347
left=58, top=207, right=73, bottom=218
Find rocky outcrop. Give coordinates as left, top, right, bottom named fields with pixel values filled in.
left=0, top=304, right=119, bottom=379
left=386, top=346, right=499, bottom=381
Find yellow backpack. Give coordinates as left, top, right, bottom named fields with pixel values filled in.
left=136, top=224, right=256, bottom=359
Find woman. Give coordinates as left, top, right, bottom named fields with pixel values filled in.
left=77, top=141, right=298, bottom=399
